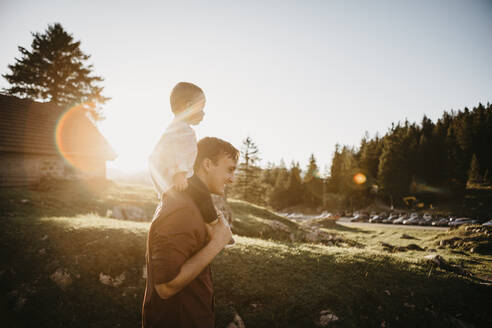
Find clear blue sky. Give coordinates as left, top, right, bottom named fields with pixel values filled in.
left=1, top=0, right=491, bottom=173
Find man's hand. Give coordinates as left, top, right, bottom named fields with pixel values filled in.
left=206, top=215, right=232, bottom=250
left=173, top=172, right=188, bottom=191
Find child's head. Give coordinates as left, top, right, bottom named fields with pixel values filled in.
left=170, top=82, right=206, bottom=125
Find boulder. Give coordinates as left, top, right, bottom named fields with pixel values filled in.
left=99, top=272, right=126, bottom=287
left=267, top=220, right=291, bottom=233
left=316, top=309, right=339, bottom=327
left=425, top=254, right=446, bottom=266
left=111, top=205, right=146, bottom=221
left=50, top=268, right=72, bottom=290
left=304, top=229, right=335, bottom=243
left=226, top=311, right=246, bottom=328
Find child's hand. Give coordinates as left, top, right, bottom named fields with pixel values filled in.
left=173, top=172, right=188, bottom=191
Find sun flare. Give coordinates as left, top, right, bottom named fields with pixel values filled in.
left=353, top=172, right=367, bottom=185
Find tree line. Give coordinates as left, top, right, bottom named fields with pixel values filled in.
left=230, top=103, right=492, bottom=211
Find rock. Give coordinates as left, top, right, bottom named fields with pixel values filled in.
left=226, top=311, right=245, bottom=328
left=316, top=309, right=339, bottom=327
left=425, top=254, right=446, bottom=266
left=406, top=244, right=425, bottom=251
left=41, top=235, right=48, bottom=241
left=304, top=229, right=334, bottom=243
left=99, top=272, right=113, bottom=286
left=50, top=268, right=72, bottom=290
left=38, top=248, right=46, bottom=256
left=21, top=199, right=30, bottom=204
left=111, top=205, right=146, bottom=221
left=113, top=272, right=126, bottom=287
left=305, top=230, right=320, bottom=243
left=99, top=272, right=126, bottom=287
left=267, top=220, right=291, bottom=233
left=401, top=234, right=418, bottom=240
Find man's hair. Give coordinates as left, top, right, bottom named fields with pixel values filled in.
left=170, top=82, right=205, bottom=114
left=194, top=137, right=239, bottom=171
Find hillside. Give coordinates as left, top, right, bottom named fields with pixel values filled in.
left=1, top=181, right=491, bottom=327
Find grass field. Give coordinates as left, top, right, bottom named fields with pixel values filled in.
left=1, top=180, right=491, bottom=327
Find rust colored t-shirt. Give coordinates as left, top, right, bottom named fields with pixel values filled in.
left=142, top=192, right=214, bottom=328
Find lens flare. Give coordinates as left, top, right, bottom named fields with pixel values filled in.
left=55, top=104, right=98, bottom=172
left=353, top=172, right=367, bottom=185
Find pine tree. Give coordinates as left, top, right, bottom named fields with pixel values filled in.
left=285, top=162, right=303, bottom=207
left=303, top=154, right=323, bottom=207
left=468, top=154, right=482, bottom=184
left=444, top=125, right=468, bottom=197
left=233, top=137, right=263, bottom=203
left=2, top=23, right=109, bottom=120
left=268, top=167, right=289, bottom=209
left=377, top=125, right=412, bottom=202
left=260, top=162, right=276, bottom=187
left=359, top=134, right=383, bottom=181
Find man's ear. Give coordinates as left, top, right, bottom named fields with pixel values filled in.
left=202, top=158, right=213, bottom=173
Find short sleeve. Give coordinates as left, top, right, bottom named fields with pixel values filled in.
left=150, top=207, right=201, bottom=284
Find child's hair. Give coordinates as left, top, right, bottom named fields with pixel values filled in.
left=170, top=82, right=205, bottom=114
left=194, top=137, right=239, bottom=171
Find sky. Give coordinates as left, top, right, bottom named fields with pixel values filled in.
left=1, top=0, right=491, bottom=174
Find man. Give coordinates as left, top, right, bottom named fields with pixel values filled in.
left=142, top=137, right=239, bottom=328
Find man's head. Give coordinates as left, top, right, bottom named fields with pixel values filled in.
left=170, top=82, right=206, bottom=125
left=194, top=137, right=239, bottom=195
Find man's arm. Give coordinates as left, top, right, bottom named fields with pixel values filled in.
left=154, top=216, right=231, bottom=299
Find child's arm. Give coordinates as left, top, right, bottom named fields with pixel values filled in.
left=173, top=171, right=188, bottom=191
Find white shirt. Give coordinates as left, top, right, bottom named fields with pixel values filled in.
left=149, top=118, right=197, bottom=196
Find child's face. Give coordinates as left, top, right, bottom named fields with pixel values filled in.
left=186, top=96, right=206, bottom=125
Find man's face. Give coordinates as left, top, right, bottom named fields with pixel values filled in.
left=205, top=154, right=237, bottom=195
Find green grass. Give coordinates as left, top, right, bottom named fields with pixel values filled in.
left=1, top=182, right=491, bottom=327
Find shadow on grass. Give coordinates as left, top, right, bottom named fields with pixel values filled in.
left=321, top=222, right=371, bottom=234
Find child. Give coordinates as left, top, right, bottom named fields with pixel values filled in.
left=149, top=81, right=205, bottom=197
left=149, top=82, right=233, bottom=243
